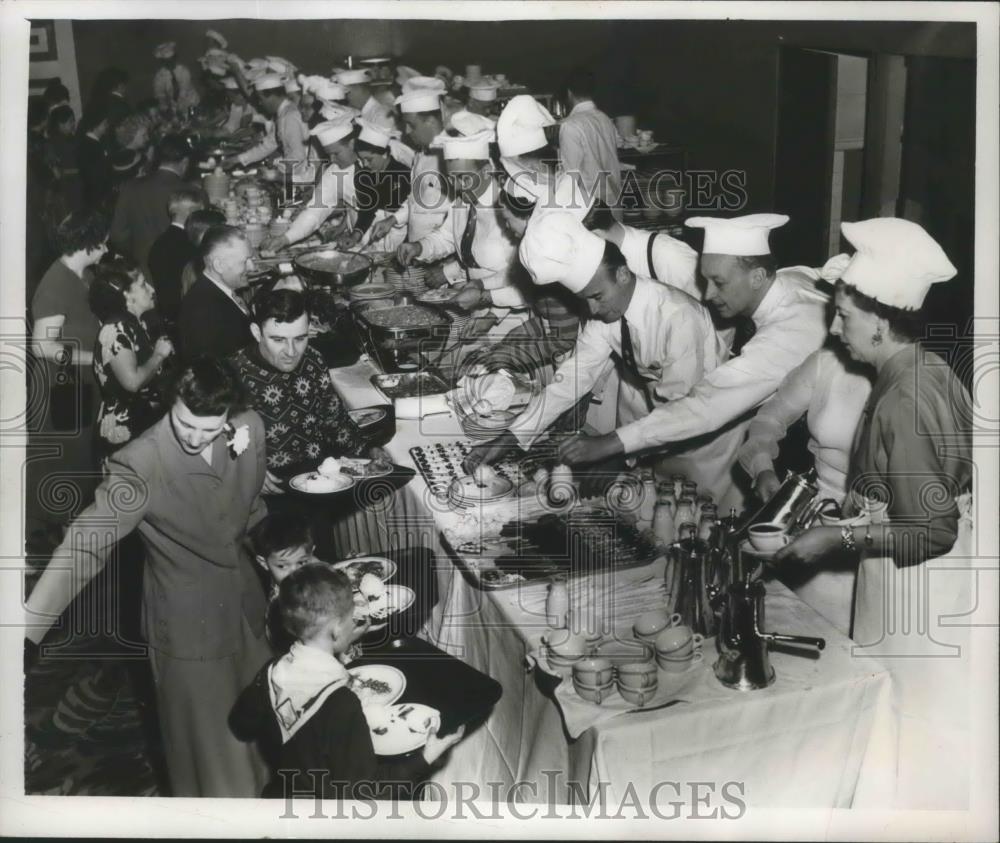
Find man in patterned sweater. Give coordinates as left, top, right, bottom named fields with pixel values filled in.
left=231, top=288, right=385, bottom=493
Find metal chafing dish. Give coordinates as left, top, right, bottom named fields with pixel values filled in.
left=293, top=247, right=373, bottom=287
left=351, top=295, right=453, bottom=374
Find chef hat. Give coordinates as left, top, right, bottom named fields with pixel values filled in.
left=319, top=102, right=360, bottom=121
left=203, top=62, right=228, bottom=78
left=684, top=213, right=789, bottom=256
left=395, top=65, right=422, bottom=86
left=335, top=69, right=371, bottom=86
left=469, top=81, right=499, bottom=102
left=284, top=77, right=301, bottom=93
left=497, top=95, right=555, bottom=158
left=402, top=76, right=446, bottom=95
left=519, top=212, right=605, bottom=292
left=537, top=172, right=595, bottom=221
left=244, top=67, right=267, bottom=83
left=836, top=218, right=956, bottom=311
left=448, top=109, right=496, bottom=136
left=221, top=77, right=241, bottom=90
left=253, top=73, right=286, bottom=93
left=431, top=128, right=494, bottom=161
left=310, top=118, right=355, bottom=147
left=205, top=29, right=228, bottom=49
left=154, top=42, right=176, bottom=60
left=313, top=81, right=348, bottom=104
left=247, top=57, right=269, bottom=70
left=395, top=88, right=444, bottom=114
left=266, top=56, right=295, bottom=74
left=356, top=118, right=398, bottom=148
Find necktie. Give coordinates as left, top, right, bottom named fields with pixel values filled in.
left=457, top=197, right=480, bottom=272
left=731, top=317, right=757, bottom=356
left=620, top=318, right=654, bottom=412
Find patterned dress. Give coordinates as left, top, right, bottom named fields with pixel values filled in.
left=230, top=345, right=367, bottom=470
left=93, top=314, right=167, bottom=459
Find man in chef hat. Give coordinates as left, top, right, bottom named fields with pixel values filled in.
left=362, top=82, right=450, bottom=250
left=496, top=94, right=559, bottom=192
left=394, top=128, right=529, bottom=364
left=153, top=41, right=200, bottom=117
left=223, top=72, right=313, bottom=184
left=335, top=68, right=394, bottom=129
left=467, top=80, right=500, bottom=118
left=260, top=117, right=359, bottom=253
left=500, top=211, right=830, bottom=510
left=465, top=211, right=742, bottom=504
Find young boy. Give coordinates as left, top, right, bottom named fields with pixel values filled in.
left=229, top=563, right=465, bottom=800
left=248, top=510, right=316, bottom=598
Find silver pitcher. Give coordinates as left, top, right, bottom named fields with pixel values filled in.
left=664, top=536, right=725, bottom=638
left=741, top=468, right=836, bottom=535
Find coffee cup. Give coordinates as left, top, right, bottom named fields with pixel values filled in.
left=543, top=628, right=590, bottom=659
left=618, top=683, right=657, bottom=707
left=573, top=676, right=615, bottom=705
left=633, top=610, right=681, bottom=644
left=616, top=660, right=659, bottom=689
left=594, top=639, right=654, bottom=668
left=657, top=648, right=704, bottom=674
left=654, top=625, right=704, bottom=659
left=573, top=657, right=614, bottom=687
left=748, top=522, right=791, bottom=553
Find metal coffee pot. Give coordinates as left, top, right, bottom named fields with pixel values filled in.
left=664, top=533, right=725, bottom=638
left=740, top=468, right=836, bottom=536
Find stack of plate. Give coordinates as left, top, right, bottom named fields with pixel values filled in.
left=384, top=264, right=428, bottom=296
left=349, top=282, right=395, bottom=302
left=447, top=474, right=515, bottom=510
left=461, top=409, right=517, bottom=440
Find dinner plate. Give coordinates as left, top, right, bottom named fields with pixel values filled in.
left=348, top=664, right=406, bottom=707
left=357, top=584, right=417, bottom=632
left=416, top=287, right=459, bottom=304
left=338, top=457, right=394, bottom=479
left=288, top=471, right=356, bottom=494
left=330, top=555, right=397, bottom=586
left=364, top=703, right=440, bottom=756
left=348, top=407, right=389, bottom=428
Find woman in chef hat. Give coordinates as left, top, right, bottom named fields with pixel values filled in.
left=775, top=217, right=975, bottom=810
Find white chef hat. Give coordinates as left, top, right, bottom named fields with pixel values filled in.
left=335, top=69, right=371, bottom=86
left=496, top=94, right=555, bottom=158
left=395, top=65, right=422, bottom=86
left=284, top=77, right=301, bottom=93
left=836, top=218, right=957, bottom=311
left=205, top=29, right=228, bottom=49
left=531, top=172, right=595, bottom=221
left=311, top=118, right=355, bottom=147
left=266, top=56, right=295, bottom=74
left=356, top=118, right=398, bottom=148
left=319, top=102, right=360, bottom=122
left=684, top=213, right=789, bottom=256
left=468, top=81, right=499, bottom=102
left=221, top=77, right=241, bottom=90
left=448, top=109, right=496, bottom=136
left=247, top=57, right=269, bottom=70
left=431, top=128, right=494, bottom=161
left=402, top=76, right=446, bottom=95
left=154, top=42, right=176, bottom=60
left=519, top=211, right=605, bottom=292
left=203, top=62, right=228, bottom=78
left=244, top=67, right=266, bottom=83
left=253, top=73, right=286, bottom=93
left=395, top=88, right=444, bottom=114
left=313, top=81, right=348, bottom=104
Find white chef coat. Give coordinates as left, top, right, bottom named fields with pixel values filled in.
left=284, top=161, right=357, bottom=245
left=559, top=101, right=623, bottom=211
left=153, top=64, right=200, bottom=113
left=507, top=277, right=751, bottom=503
left=617, top=224, right=700, bottom=300
left=388, top=151, right=450, bottom=243
left=238, top=99, right=313, bottom=183
left=739, top=346, right=872, bottom=502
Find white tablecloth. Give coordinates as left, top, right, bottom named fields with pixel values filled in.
left=329, top=359, right=897, bottom=807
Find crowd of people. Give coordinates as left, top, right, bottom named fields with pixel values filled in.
left=23, top=30, right=973, bottom=808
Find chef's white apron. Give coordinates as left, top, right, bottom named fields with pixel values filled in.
left=360, top=208, right=407, bottom=253
left=850, top=493, right=975, bottom=810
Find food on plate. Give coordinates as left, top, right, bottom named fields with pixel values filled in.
left=480, top=569, right=527, bottom=587
left=364, top=305, right=444, bottom=329
left=334, top=556, right=395, bottom=586
left=349, top=407, right=388, bottom=428
left=417, top=287, right=458, bottom=303
left=297, top=251, right=369, bottom=274
left=472, top=463, right=499, bottom=488
left=318, top=457, right=342, bottom=476
left=359, top=572, right=386, bottom=601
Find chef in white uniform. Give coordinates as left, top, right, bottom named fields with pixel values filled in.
left=260, top=116, right=358, bottom=252
left=467, top=80, right=500, bottom=118
left=397, top=129, right=528, bottom=344
left=496, top=94, right=559, bottom=190
left=554, top=213, right=831, bottom=512
left=366, top=82, right=450, bottom=248
left=466, top=212, right=742, bottom=503
left=230, top=73, right=313, bottom=184
left=335, top=68, right=395, bottom=130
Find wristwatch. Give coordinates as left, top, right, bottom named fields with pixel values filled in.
left=840, top=525, right=857, bottom=552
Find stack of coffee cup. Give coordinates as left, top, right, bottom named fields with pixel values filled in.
left=572, top=657, right=615, bottom=704
left=541, top=629, right=591, bottom=675
left=616, top=660, right=659, bottom=707
left=633, top=610, right=682, bottom=648
left=654, top=624, right=704, bottom=673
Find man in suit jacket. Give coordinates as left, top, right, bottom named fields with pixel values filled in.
left=147, top=186, right=205, bottom=328
left=178, top=225, right=255, bottom=360
left=25, top=359, right=272, bottom=797
left=109, top=133, right=193, bottom=277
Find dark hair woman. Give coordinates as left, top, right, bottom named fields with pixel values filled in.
left=774, top=217, right=973, bottom=810
left=90, top=258, right=175, bottom=460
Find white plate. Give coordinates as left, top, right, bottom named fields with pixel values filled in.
left=348, top=664, right=406, bottom=707
left=356, top=583, right=416, bottom=632
left=330, top=555, right=397, bottom=586
left=338, top=457, right=394, bottom=479
left=348, top=407, right=389, bottom=428
left=364, top=703, right=440, bottom=756
left=289, top=471, right=355, bottom=494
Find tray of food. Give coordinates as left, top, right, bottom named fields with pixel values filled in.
left=371, top=371, right=450, bottom=402
left=356, top=302, right=451, bottom=333
left=409, top=438, right=554, bottom=500
left=330, top=555, right=397, bottom=586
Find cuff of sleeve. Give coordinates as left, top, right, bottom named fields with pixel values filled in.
left=614, top=426, right=639, bottom=455
left=746, top=452, right=775, bottom=479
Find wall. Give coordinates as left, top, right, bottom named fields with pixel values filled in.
left=68, top=17, right=975, bottom=212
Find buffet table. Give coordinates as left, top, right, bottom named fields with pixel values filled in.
left=328, top=357, right=896, bottom=808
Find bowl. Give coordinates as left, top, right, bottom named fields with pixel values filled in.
left=593, top=639, right=654, bottom=668
left=572, top=657, right=614, bottom=687
left=618, top=683, right=658, bottom=707
left=616, top=660, right=659, bottom=689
